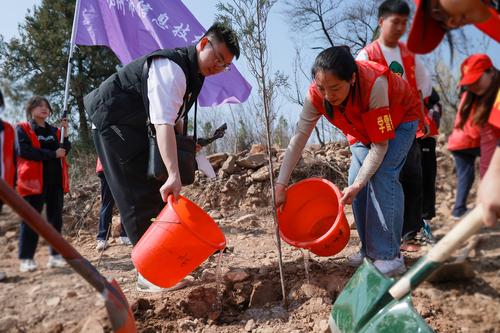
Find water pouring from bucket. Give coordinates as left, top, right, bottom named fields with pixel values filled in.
left=277, top=178, right=350, bottom=256
left=132, top=195, right=226, bottom=288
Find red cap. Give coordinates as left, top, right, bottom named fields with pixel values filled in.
left=408, top=0, right=500, bottom=54
left=459, top=54, right=493, bottom=86
left=407, top=0, right=446, bottom=54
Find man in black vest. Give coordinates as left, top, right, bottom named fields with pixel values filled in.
left=84, top=23, right=240, bottom=249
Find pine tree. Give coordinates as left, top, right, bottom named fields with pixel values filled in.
left=0, top=0, right=119, bottom=145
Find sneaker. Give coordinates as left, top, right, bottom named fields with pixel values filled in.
left=20, top=259, right=38, bottom=272
left=96, top=239, right=108, bottom=251
left=119, top=237, right=132, bottom=246
left=347, top=252, right=365, bottom=267
left=136, top=273, right=192, bottom=293
left=401, top=222, right=436, bottom=252
left=373, top=255, right=406, bottom=277
left=47, top=255, right=66, bottom=268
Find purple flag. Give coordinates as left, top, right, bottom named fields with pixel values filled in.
left=75, top=0, right=251, bottom=106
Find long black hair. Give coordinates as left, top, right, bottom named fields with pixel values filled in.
left=311, top=45, right=360, bottom=107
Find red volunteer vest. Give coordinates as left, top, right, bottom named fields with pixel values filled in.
left=363, top=41, right=438, bottom=137
left=16, top=122, right=70, bottom=197
left=488, top=89, right=500, bottom=129
left=308, top=60, right=420, bottom=145
left=1, top=121, right=16, bottom=187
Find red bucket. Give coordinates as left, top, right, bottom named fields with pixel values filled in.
left=277, top=178, right=349, bottom=256
left=131, top=195, right=225, bottom=288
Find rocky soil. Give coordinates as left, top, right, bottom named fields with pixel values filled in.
left=0, top=139, right=499, bottom=333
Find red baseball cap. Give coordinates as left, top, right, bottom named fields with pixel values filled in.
left=408, top=0, right=500, bottom=54
left=459, top=54, right=493, bottom=86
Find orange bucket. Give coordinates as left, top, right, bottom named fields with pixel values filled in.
left=131, top=195, right=225, bottom=288
left=277, top=178, right=349, bottom=256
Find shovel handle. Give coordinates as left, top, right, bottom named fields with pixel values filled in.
left=390, top=206, right=483, bottom=300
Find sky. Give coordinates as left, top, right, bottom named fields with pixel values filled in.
left=1, top=0, right=499, bottom=127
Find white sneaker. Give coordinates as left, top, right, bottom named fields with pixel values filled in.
left=96, top=239, right=108, bottom=251
left=136, top=273, right=192, bottom=293
left=47, top=255, right=67, bottom=268
left=119, top=237, right=132, bottom=246
left=20, top=259, right=38, bottom=272
left=347, top=252, right=365, bottom=267
left=373, top=255, right=406, bottom=277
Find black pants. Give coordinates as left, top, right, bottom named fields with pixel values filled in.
left=93, top=127, right=164, bottom=245
left=19, top=184, right=64, bottom=259
left=400, top=139, right=423, bottom=237
left=417, top=137, right=437, bottom=219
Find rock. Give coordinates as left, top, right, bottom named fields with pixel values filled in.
left=224, top=269, right=250, bottom=283
left=209, top=210, right=223, bottom=220
left=244, top=319, right=256, bottom=331
left=80, top=316, right=104, bottom=333
left=201, top=269, right=216, bottom=282
left=250, top=167, right=269, bottom=182
left=313, top=319, right=329, bottom=333
left=237, top=154, right=266, bottom=169
left=235, top=214, right=257, bottom=226
left=249, top=144, right=266, bottom=155
left=220, top=155, right=238, bottom=174
left=182, top=287, right=219, bottom=318
left=177, top=318, right=197, bottom=332
left=207, top=152, right=228, bottom=168
left=0, top=316, right=18, bottom=332
left=0, top=271, right=6, bottom=282
left=249, top=281, right=282, bottom=307
left=111, top=215, right=122, bottom=237
left=5, top=230, right=16, bottom=240
left=46, top=297, right=61, bottom=307
left=300, top=283, right=327, bottom=298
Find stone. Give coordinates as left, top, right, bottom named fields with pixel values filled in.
left=207, top=153, right=228, bottom=168
left=235, top=214, right=257, bottom=226
left=224, top=269, right=250, bottom=283
left=244, top=319, right=256, bottom=331
left=0, top=316, right=18, bottom=332
left=250, top=167, right=269, bottom=182
left=5, top=230, right=16, bottom=240
left=237, top=153, right=266, bottom=169
left=220, top=155, right=238, bottom=174
left=46, top=297, right=61, bottom=307
left=0, top=271, right=6, bottom=282
left=177, top=318, right=197, bottom=332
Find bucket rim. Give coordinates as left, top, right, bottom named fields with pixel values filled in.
left=277, top=178, right=346, bottom=248
left=158, top=195, right=226, bottom=250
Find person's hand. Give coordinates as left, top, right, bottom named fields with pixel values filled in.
left=274, top=183, right=287, bottom=212
left=340, top=183, right=362, bottom=205
left=55, top=148, right=66, bottom=158
left=160, top=174, right=182, bottom=202
left=195, top=143, right=202, bottom=153
left=61, top=119, right=69, bottom=138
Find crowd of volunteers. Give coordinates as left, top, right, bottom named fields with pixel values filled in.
left=0, top=0, right=498, bottom=289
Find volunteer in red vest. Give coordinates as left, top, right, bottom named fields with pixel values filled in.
left=407, top=0, right=500, bottom=54
left=16, top=96, right=71, bottom=273
left=0, top=89, right=15, bottom=282
left=275, top=46, right=420, bottom=276
left=0, top=90, right=16, bottom=213
left=357, top=0, right=434, bottom=251
left=457, top=55, right=499, bottom=177
left=447, top=91, right=481, bottom=220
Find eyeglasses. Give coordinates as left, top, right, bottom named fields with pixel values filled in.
left=207, top=39, right=232, bottom=71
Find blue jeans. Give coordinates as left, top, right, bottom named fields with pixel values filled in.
left=97, top=173, right=127, bottom=240
left=349, top=120, right=418, bottom=260
left=451, top=149, right=480, bottom=217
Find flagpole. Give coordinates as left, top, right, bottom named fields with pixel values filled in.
left=60, top=0, right=82, bottom=143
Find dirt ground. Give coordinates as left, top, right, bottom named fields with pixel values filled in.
left=1, top=148, right=499, bottom=332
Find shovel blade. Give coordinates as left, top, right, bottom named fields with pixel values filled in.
left=103, top=279, right=137, bottom=333
left=355, top=296, right=433, bottom=333
left=330, top=259, right=394, bottom=333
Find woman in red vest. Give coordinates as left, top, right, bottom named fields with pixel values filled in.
left=447, top=91, right=481, bottom=220
left=16, top=96, right=71, bottom=273
left=0, top=90, right=16, bottom=212
left=275, top=46, right=420, bottom=276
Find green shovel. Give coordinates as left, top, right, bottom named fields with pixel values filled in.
left=329, top=206, right=484, bottom=333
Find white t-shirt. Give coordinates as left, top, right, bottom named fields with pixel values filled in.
left=356, top=42, right=432, bottom=98
left=147, top=57, right=186, bottom=125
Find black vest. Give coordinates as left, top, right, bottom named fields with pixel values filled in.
left=84, top=46, right=204, bottom=132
